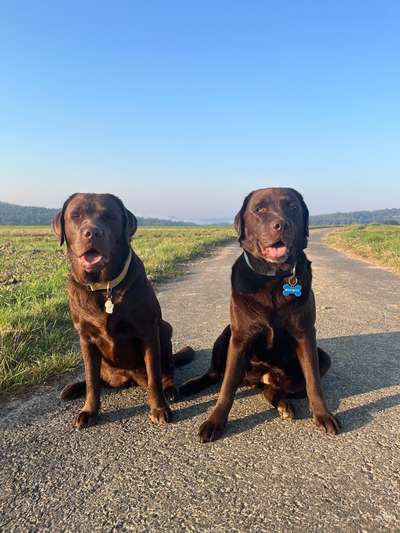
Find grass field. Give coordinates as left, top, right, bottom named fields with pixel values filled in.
left=326, top=224, right=400, bottom=272
left=0, top=226, right=234, bottom=395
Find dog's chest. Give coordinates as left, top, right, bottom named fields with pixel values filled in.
left=76, top=311, right=142, bottom=361
left=246, top=291, right=297, bottom=326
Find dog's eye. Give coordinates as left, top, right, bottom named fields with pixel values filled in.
left=255, top=206, right=267, bottom=214
left=289, top=203, right=298, bottom=210
left=70, top=212, right=81, bottom=219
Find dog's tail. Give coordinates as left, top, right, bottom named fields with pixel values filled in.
left=173, top=346, right=196, bottom=367
left=60, top=381, right=86, bottom=401
left=179, top=371, right=220, bottom=397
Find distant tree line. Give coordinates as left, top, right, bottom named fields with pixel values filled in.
left=309, top=208, right=400, bottom=226
left=0, top=201, right=196, bottom=227
left=0, top=201, right=58, bottom=225
left=1, top=200, right=399, bottom=227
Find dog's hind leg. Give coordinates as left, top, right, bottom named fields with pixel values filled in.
left=262, top=385, right=295, bottom=420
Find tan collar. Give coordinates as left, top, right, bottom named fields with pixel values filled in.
left=86, top=249, right=132, bottom=292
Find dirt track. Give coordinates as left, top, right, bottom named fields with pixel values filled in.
left=1, top=229, right=399, bottom=532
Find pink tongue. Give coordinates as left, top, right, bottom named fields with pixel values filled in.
left=83, top=251, right=102, bottom=264
left=262, top=245, right=287, bottom=260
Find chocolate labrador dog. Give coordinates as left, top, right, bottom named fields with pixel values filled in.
left=181, top=187, right=340, bottom=442
left=53, top=193, right=194, bottom=429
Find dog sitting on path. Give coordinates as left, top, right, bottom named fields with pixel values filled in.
left=53, top=193, right=194, bottom=429
left=180, top=187, right=340, bottom=442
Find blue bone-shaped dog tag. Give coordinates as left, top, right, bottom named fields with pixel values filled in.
left=282, top=283, right=302, bottom=297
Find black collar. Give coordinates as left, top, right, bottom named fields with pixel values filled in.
left=242, top=250, right=296, bottom=280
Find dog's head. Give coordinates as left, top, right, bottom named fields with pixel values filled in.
left=234, top=187, right=309, bottom=265
left=52, top=193, right=137, bottom=282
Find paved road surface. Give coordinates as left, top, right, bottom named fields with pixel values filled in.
left=1, top=229, right=399, bottom=532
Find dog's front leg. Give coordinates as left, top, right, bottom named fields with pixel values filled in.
left=199, top=332, right=247, bottom=443
left=75, top=339, right=101, bottom=429
left=295, top=328, right=340, bottom=434
left=143, top=329, right=172, bottom=425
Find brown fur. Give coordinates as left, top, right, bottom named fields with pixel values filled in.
left=53, top=193, right=194, bottom=428
left=180, top=187, right=340, bottom=442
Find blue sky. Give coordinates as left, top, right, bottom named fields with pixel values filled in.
left=1, top=1, right=399, bottom=219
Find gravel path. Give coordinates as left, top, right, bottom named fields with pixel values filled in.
left=1, top=229, right=399, bottom=532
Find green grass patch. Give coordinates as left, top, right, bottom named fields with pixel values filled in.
left=0, top=225, right=234, bottom=394
left=326, top=224, right=400, bottom=272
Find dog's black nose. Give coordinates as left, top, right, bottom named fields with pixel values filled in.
left=82, top=226, right=103, bottom=239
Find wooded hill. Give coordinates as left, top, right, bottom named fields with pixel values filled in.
left=0, top=201, right=195, bottom=226
left=309, top=208, right=400, bottom=226
left=1, top=200, right=399, bottom=227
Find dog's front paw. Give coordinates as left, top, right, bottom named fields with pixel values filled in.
left=313, top=411, right=341, bottom=435
left=74, top=410, right=98, bottom=429
left=149, top=405, right=172, bottom=425
left=198, top=416, right=227, bottom=443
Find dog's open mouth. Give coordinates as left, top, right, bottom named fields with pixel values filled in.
left=79, top=249, right=104, bottom=270
left=259, top=240, right=289, bottom=263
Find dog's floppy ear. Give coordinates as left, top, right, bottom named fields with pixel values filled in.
left=291, top=189, right=309, bottom=249
left=234, top=191, right=254, bottom=242
left=114, top=196, right=138, bottom=243
left=125, top=208, right=137, bottom=241
left=52, top=193, right=78, bottom=246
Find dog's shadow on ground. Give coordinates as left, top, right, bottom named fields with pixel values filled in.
left=173, top=331, right=400, bottom=437
left=97, top=401, right=148, bottom=426
left=175, top=386, right=260, bottom=422
left=318, top=331, right=400, bottom=433
left=46, top=331, right=399, bottom=436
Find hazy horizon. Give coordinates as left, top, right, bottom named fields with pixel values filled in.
left=1, top=195, right=398, bottom=223
left=1, top=2, right=399, bottom=218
